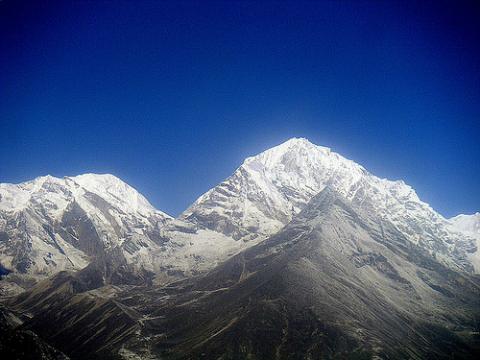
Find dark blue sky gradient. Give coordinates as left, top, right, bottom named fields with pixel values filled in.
left=1, top=0, right=479, bottom=217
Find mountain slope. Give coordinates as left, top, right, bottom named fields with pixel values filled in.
left=138, top=187, right=480, bottom=359
left=14, top=187, right=480, bottom=359
left=0, top=305, right=69, bottom=360
left=182, top=138, right=476, bottom=273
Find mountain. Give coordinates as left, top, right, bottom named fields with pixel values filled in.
left=1, top=138, right=478, bottom=297
left=0, top=173, right=168, bottom=291
left=2, top=138, right=480, bottom=359
left=11, top=187, right=480, bottom=359
left=450, top=213, right=480, bottom=272
left=0, top=174, right=241, bottom=293
left=182, top=138, right=476, bottom=273
left=1, top=138, right=478, bottom=301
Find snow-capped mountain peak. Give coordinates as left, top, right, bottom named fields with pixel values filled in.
left=183, top=137, right=408, bottom=238
left=0, top=173, right=169, bottom=218
left=182, top=138, right=476, bottom=273
left=240, top=137, right=367, bottom=201
left=243, top=137, right=333, bottom=171
left=0, top=173, right=174, bottom=285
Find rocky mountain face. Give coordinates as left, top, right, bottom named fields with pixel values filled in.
left=183, top=138, right=476, bottom=273
left=8, top=188, right=480, bottom=359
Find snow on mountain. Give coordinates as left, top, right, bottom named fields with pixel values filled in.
left=0, top=174, right=165, bottom=218
left=72, top=174, right=159, bottom=216
left=0, top=174, right=165, bottom=282
left=449, top=213, right=480, bottom=272
left=450, top=213, right=480, bottom=236
left=182, top=137, right=477, bottom=273
left=0, top=174, right=241, bottom=292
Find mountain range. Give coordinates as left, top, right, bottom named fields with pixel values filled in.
left=0, top=138, right=479, bottom=359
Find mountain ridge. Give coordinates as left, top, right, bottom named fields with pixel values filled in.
left=1, top=138, right=478, bottom=297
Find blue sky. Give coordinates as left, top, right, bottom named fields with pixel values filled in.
left=1, top=0, right=479, bottom=217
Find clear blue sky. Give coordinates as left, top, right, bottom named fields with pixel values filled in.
left=1, top=0, right=479, bottom=217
